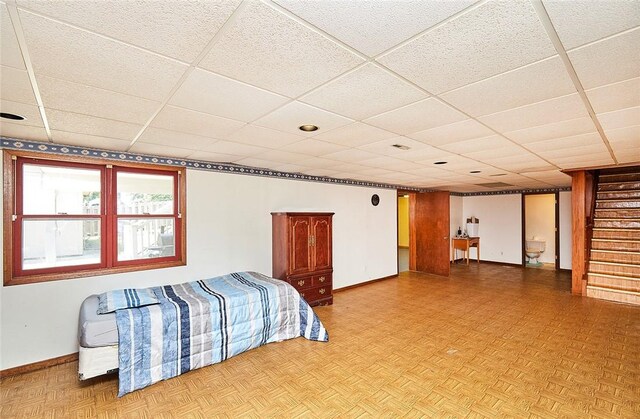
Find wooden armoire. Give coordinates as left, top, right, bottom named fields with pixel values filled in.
left=271, top=212, right=333, bottom=306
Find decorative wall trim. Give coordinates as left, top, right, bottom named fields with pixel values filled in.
left=0, top=137, right=422, bottom=192
left=0, top=137, right=570, bottom=195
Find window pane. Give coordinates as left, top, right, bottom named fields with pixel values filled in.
left=117, top=172, right=174, bottom=214
left=22, top=219, right=101, bottom=270
left=23, top=164, right=101, bottom=215
left=117, top=218, right=175, bottom=261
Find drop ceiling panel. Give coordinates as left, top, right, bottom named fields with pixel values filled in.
left=301, top=168, right=340, bottom=177
left=50, top=130, right=131, bottom=151
left=251, top=149, right=312, bottom=164
left=358, top=156, right=423, bottom=171
left=0, top=121, right=47, bottom=141
left=199, top=1, right=364, bottom=98
left=1, top=5, right=25, bottom=69
left=387, top=145, right=453, bottom=163
left=550, top=153, right=615, bottom=169
left=0, top=99, right=42, bottom=127
left=186, top=150, right=244, bottom=163
left=319, top=149, right=380, bottom=163
left=378, top=0, right=556, bottom=94
left=19, top=0, right=241, bottom=62
left=150, top=105, right=245, bottom=139
left=37, top=75, right=160, bottom=125
left=169, top=69, right=289, bottom=123
left=312, top=122, right=396, bottom=147
left=325, top=162, right=371, bottom=173
left=479, top=93, right=589, bottom=133
left=234, top=157, right=282, bottom=170
left=272, top=163, right=310, bottom=174
left=364, top=98, right=466, bottom=135
left=274, top=0, right=477, bottom=56
left=482, top=153, right=554, bottom=173
left=605, top=125, right=640, bottom=164
left=201, top=140, right=269, bottom=157
left=537, top=143, right=609, bottom=160
left=254, top=101, right=353, bottom=135
left=283, top=139, right=346, bottom=157
left=297, top=157, right=343, bottom=169
left=137, top=127, right=218, bottom=150
left=227, top=124, right=303, bottom=149
left=356, top=137, right=432, bottom=157
left=504, top=116, right=596, bottom=144
left=129, top=142, right=198, bottom=159
left=408, top=119, right=494, bottom=146
left=300, top=63, right=427, bottom=120
left=0, top=66, right=35, bottom=105
left=439, top=135, right=516, bottom=154
left=46, top=109, right=142, bottom=140
left=441, top=56, right=576, bottom=117
left=19, top=11, right=188, bottom=101
left=542, top=0, right=640, bottom=49
left=462, top=141, right=525, bottom=160
left=597, top=106, right=640, bottom=131
left=526, top=132, right=604, bottom=153
left=586, top=78, right=640, bottom=114
left=568, top=28, right=640, bottom=90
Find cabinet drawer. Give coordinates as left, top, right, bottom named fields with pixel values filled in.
left=312, top=273, right=331, bottom=287
left=289, top=276, right=313, bottom=291
left=299, top=285, right=332, bottom=304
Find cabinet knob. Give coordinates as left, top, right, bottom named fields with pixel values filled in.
left=319, top=288, right=326, bottom=295
left=298, top=280, right=305, bottom=287
left=318, top=276, right=325, bottom=282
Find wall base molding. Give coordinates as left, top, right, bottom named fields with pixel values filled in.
left=0, top=352, right=78, bottom=379
left=335, top=274, right=397, bottom=293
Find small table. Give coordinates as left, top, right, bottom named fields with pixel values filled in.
left=451, top=237, right=480, bottom=265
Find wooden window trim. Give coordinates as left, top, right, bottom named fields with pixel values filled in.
left=3, top=150, right=187, bottom=286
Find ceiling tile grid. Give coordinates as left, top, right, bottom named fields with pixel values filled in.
left=0, top=0, right=637, bottom=193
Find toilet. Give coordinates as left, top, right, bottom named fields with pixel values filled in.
left=525, top=238, right=546, bottom=265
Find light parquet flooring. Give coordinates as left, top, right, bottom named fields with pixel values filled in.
left=2, top=264, right=639, bottom=418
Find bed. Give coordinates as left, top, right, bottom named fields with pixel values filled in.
left=78, top=271, right=329, bottom=396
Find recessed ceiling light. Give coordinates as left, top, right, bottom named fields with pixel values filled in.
left=470, top=170, right=481, bottom=173
left=490, top=173, right=506, bottom=177
left=434, top=161, right=447, bottom=165
left=299, top=124, right=318, bottom=132
left=392, top=144, right=410, bottom=150
left=0, top=112, right=25, bottom=121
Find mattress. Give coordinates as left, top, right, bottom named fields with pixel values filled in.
left=78, top=345, right=118, bottom=380
left=78, top=294, right=118, bottom=348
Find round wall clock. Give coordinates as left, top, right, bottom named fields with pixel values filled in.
left=371, top=194, right=380, bottom=206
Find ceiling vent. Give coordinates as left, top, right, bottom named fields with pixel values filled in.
left=476, top=182, right=513, bottom=188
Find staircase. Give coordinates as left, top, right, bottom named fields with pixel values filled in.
left=586, top=167, right=640, bottom=305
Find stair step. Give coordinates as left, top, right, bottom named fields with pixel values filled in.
left=594, top=219, right=640, bottom=229
left=592, top=238, right=640, bottom=251
left=594, top=209, right=640, bottom=218
left=591, top=249, right=640, bottom=264
left=595, top=200, right=640, bottom=209
left=592, top=228, right=640, bottom=240
left=589, top=261, right=640, bottom=278
left=588, top=273, right=640, bottom=292
left=599, top=172, right=640, bottom=183
left=597, top=190, right=640, bottom=200
left=598, top=181, right=640, bottom=191
left=586, top=285, right=640, bottom=306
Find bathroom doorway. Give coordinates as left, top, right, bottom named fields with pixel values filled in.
left=398, top=192, right=410, bottom=272
left=522, top=192, right=559, bottom=270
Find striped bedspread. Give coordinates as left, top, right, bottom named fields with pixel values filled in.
left=115, top=272, right=328, bottom=396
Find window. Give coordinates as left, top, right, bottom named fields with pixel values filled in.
left=4, top=151, right=186, bottom=285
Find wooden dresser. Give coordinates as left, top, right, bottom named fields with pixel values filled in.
left=271, top=212, right=333, bottom=306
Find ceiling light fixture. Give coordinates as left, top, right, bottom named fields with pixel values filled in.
left=392, top=144, right=410, bottom=150
left=299, top=124, right=318, bottom=132
left=434, top=161, right=447, bottom=165
left=470, top=170, right=481, bottom=173
left=490, top=173, right=507, bottom=177
left=0, top=112, right=25, bottom=121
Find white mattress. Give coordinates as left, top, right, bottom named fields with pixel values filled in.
left=78, top=294, right=118, bottom=348
left=78, top=345, right=118, bottom=380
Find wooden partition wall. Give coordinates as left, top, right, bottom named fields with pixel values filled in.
left=569, top=170, right=595, bottom=295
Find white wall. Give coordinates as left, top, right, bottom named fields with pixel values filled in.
left=559, top=191, right=572, bottom=270
left=462, top=194, right=522, bottom=264
left=449, top=195, right=463, bottom=259
left=524, top=194, right=556, bottom=264
left=1, top=168, right=397, bottom=370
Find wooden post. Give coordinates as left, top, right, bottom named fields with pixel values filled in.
left=571, top=170, right=595, bottom=295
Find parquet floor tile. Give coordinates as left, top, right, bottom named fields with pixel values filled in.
left=2, top=264, right=639, bottom=417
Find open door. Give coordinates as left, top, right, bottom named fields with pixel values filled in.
left=410, top=191, right=450, bottom=277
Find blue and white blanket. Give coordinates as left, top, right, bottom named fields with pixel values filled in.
left=115, top=271, right=328, bottom=396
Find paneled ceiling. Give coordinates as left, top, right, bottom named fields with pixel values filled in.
left=1, top=0, right=638, bottom=192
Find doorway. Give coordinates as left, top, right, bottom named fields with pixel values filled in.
left=397, top=193, right=410, bottom=272
left=522, top=192, right=559, bottom=270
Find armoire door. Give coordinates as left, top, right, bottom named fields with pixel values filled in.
left=311, top=216, right=332, bottom=271
left=410, top=191, right=450, bottom=277
left=289, top=216, right=311, bottom=275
